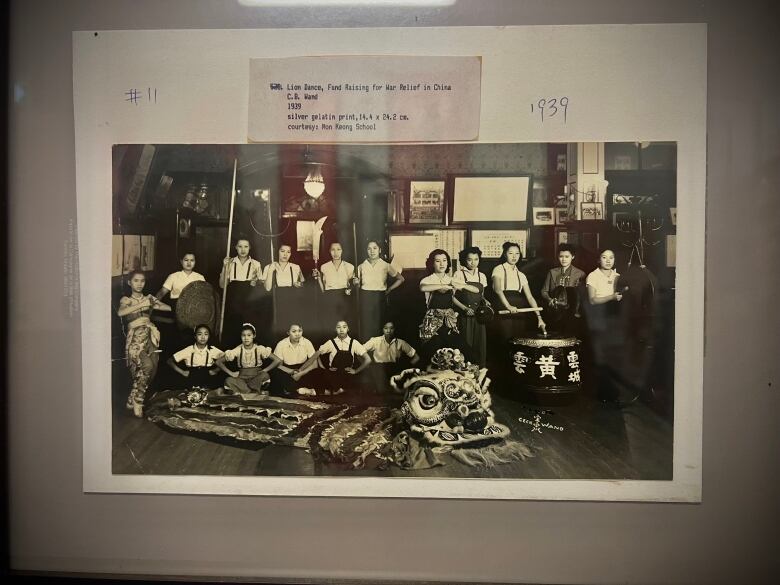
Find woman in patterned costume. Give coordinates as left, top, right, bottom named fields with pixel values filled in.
left=418, top=249, right=479, bottom=364
left=116, top=270, right=171, bottom=417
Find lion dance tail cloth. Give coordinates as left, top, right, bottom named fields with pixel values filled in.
left=147, top=348, right=532, bottom=471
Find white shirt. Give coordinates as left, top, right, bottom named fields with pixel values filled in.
left=273, top=337, right=316, bottom=366
left=358, top=259, right=398, bottom=291
left=267, top=262, right=303, bottom=287
left=452, top=267, right=488, bottom=287
left=491, top=263, right=529, bottom=292
left=162, top=270, right=205, bottom=299
left=586, top=268, right=620, bottom=297
left=420, top=273, right=453, bottom=306
left=226, top=257, right=262, bottom=283
left=363, top=336, right=416, bottom=363
left=173, top=344, right=223, bottom=367
left=320, top=260, right=355, bottom=290
left=318, top=336, right=367, bottom=358
left=223, top=344, right=272, bottom=367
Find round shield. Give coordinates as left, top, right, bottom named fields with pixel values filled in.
left=176, top=281, right=218, bottom=332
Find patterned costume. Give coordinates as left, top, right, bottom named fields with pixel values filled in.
left=419, top=273, right=464, bottom=363
left=120, top=296, right=161, bottom=412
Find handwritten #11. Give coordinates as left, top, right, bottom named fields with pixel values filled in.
left=125, top=87, right=158, bottom=105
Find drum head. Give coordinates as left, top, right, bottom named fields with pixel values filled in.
left=176, top=281, right=218, bottom=332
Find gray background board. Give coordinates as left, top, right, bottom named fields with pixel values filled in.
left=7, top=0, right=780, bottom=583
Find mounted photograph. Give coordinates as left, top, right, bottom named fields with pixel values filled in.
left=110, top=141, right=678, bottom=482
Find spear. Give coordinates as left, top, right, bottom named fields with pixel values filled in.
left=217, top=158, right=238, bottom=342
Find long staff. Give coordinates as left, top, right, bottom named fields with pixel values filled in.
left=353, top=222, right=361, bottom=335
left=217, top=158, right=238, bottom=342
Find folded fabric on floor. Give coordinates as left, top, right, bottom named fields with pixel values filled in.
left=146, top=390, right=349, bottom=447
left=146, top=347, right=534, bottom=471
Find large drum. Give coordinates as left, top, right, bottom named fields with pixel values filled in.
left=509, top=335, right=582, bottom=396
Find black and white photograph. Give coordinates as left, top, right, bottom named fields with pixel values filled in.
left=111, top=141, right=677, bottom=481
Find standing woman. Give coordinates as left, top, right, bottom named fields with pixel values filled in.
left=116, top=270, right=172, bottom=417
left=540, top=243, right=587, bottom=335
left=452, top=246, right=490, bottom=367
left=585, top=249, right=626, bottom=404
left=155, top=251, right=206, bottom=355
left=313, top=242, right=355, bottom=331
left=155, top=251, right=205, bottom=314
left=419, top=249, right=479, bottom=363
left=220, top=238, right=263, bottom=345
left=491, top=241, right=547, bottom=340
left=264, top=244, right=305, bottom=339
left=353, top=239, right=404, bottom=339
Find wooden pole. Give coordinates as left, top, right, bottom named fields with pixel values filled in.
left=353, top=222, right=361, bottom=335
left=217, top=158, right=238, bottom=342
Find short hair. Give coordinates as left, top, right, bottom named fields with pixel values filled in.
left=458, top=246, right=483, bottom=265
left=240, top=323, right=257, bottom=336
left=194, top=323, right=212, bottom=336
left=335, top=320, right=349, bottom=328
left=365, top=239, right=383, bottom=250
left=558, top=244, right=577, bottom=256
left=234, top=236, right=251, bottom=247
left=127, top=269, right=145, bottom=281
left=287, top=323, right=303, bottom=332
left=180, top=250, right=196, bottom=260
left=498, top=241, right=523, bottom=264
left=279, top=243, right=292, bottom=252
left=425, top=249, right=452, bottom=274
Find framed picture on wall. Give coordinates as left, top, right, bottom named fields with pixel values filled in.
left=450, top=174, right=532, bottom=223
left=580, top=201, right=604, bottom=220
left=471, top=229, right=529, bottom=258
left=532, top=207, right=555, bottom=226
left=140, top=235, right=155, bottom=271
left=408, top=180, right=446, bottom=224
left=554, top=227, right=569, bottom=255
left=111, top=235, right=123, bottom=277
left=122, top=234, right=141, bottom=274
left=612, top=211, right=632, bottom=227
left=555, top=207, right=570, bottom=224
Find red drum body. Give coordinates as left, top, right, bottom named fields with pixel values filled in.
left=509, top=335, right=582, bottom=395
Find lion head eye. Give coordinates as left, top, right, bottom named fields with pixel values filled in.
left=418, top=393, right=439, bottom=409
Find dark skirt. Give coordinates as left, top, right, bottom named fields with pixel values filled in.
left=319, top=288, right=355, bottom=337
left=358, top=289, right=387, bottom=339
left=459, top=314, right=487, bottom=367
left=496, top=290, right=534, bottom=340
left=222, top=281, right=255, bottom=346
left=272, top=286, right=305, bottom=339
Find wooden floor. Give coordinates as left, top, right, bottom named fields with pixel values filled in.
left=111, top=365, right=673, bottom=480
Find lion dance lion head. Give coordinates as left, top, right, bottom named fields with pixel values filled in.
left=390, top=348, right=510, bottom=447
